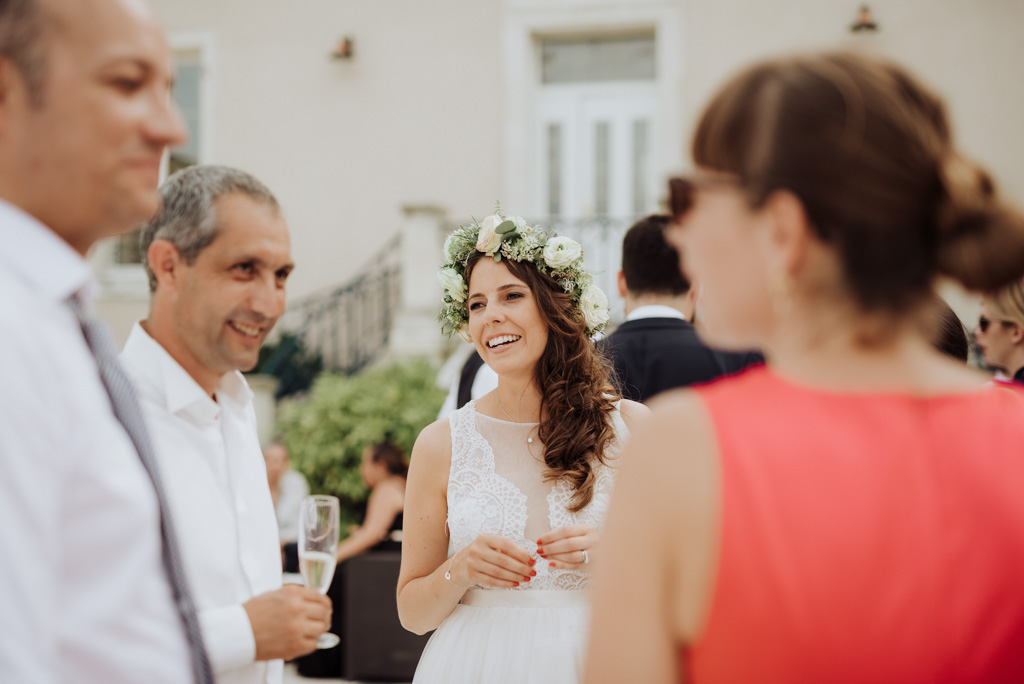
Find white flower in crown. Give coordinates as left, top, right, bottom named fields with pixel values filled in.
left=542, top=236, right=583, bottom=270
left=580, top=282, right=610, bottom=331
left=437, top=267, right=466, bottom=303
left=475, top=214, right=505, bottom=256
left=443, top=231, right=460, bottom=262
left=437, top=208, right=611, bottom=339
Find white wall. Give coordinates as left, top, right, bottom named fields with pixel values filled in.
left=102, top=0, right=1021, bottom=337
left=150, top=0, right=506, bottom=302
left=678, top=0, right=1024, bottom=203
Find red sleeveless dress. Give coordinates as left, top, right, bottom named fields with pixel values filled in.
left=686, top=367, right=1024, bottom=683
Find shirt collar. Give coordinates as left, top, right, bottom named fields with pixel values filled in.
left=626, top=304, right=687, bottom=322
left=0, top=198, right=96, bottom=304
left=122, top=322, right=254, bottom=416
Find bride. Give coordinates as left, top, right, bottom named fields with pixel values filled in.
left=397, top=212, right=645, bottom=682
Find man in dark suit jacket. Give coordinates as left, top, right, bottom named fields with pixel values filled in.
left=600, top=215, right=762, bottom=403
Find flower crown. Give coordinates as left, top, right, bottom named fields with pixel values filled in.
left=437, top=211, right=611, bottom=342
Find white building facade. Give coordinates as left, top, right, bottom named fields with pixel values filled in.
left=90, top=0, right=1024, bottom=360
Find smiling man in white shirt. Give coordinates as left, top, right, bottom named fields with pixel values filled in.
left=0, top=0, right=212, bottom=682
left=120, top=164, right=331, bottom=684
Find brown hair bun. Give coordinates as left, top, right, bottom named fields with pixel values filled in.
left=934, top=153, right=1024, bottom=292
left=692, top=51, right=1024, bottom=309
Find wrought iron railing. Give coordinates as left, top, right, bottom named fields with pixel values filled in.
left=275, top=234, right=401, bottom=375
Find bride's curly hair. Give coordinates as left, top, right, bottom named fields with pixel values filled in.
left=465, top=252, right=620, bottom=513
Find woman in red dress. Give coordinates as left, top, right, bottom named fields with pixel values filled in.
left=585, top=52, right=1024, bottom=684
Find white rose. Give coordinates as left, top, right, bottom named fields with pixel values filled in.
left=543, top=236, right=583, bottom=270
left=475, top=214, right=504, bottom=255
left=437, top=268, right=466, bottom=302
left=457, top=324, right=473, bottom=343
left=580, top=283, right=610, bottom=331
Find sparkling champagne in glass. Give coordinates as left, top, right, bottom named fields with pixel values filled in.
left=299, top=495, right=340, bottom=649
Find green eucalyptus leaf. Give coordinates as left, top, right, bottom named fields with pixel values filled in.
left=493, top=253, right=501, bottom=262
left=495, top=220, right=517, bottom=234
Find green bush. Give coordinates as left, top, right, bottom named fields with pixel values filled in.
left=275, top=357, right=446, bottom=530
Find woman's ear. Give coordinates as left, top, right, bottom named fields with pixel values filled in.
left=147, top=239, right=183, bottom=292
left=762, top=189, right=814, bottom=276
left=1010, top=323, right=1024, bottom=345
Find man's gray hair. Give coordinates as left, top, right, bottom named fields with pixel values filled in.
left=140, top=164, right=280, bottom=292
left=0, top=0, right=49, bottom=104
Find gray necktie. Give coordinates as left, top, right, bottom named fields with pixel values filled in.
left=68, top=295, right=213, bottom=684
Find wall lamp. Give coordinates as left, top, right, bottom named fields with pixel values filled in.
left=331, top=37, right=354, bottom=60
left=850, top=5, right=879, bottom=32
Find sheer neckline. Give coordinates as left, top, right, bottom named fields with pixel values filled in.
left=469, top=400, right=540, bottom=426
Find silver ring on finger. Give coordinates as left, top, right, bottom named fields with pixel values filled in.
left=581, top=549, right=589, bottom=565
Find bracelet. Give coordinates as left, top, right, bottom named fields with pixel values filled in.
left=444, top=553, right=469, bottom=589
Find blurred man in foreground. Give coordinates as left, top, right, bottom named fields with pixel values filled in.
left=0, top=0, right=211, bottom=681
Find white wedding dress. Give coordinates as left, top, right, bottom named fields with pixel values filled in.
left=412, top=399, right=628, bottom=684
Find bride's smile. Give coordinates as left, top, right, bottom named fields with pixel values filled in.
left=467, top=258, right=548, bottom=375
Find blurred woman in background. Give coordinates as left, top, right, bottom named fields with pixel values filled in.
left=335, top=440, right=407, bottom=563
left=975, top=276, right=1024, bottom=382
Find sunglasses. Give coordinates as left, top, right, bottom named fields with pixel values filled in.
left=668, top=175, right=744, bottom=219
left=978, top=315, right=1011, bottom=333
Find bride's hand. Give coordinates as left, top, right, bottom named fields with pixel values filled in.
left=537, top=524, right=598, bottom=570
left=451, top=533, right=536, bottom=589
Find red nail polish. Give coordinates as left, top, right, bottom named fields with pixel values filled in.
left=536, top=538, right=543, bottom=545
left=549, top=561, right=556, bottom=567
left=529, top=558, right=536, bottom=566
left=513, top=582, right=520, bottom=587
left=530, top=570, right=537, bottom=577
left=523, top=576, right=531, bottom=582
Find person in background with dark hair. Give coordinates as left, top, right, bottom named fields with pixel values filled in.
left=586, top=52, right=1024, bottom=683
left=600, top=214, right=762, bottom=402
left=975, top=275, right=1024, bottom=382
left=334, top=440, right=408, bottom=564
left=928, top=296, right=970, bottom=363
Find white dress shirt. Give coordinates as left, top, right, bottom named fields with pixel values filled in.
left=120, top=324, right=284, bottom=684
left=0, top=200, right=193, bottom=684
left=437, top=356, right=499, bottom=419
left=625, top=304, right=687, bottom=322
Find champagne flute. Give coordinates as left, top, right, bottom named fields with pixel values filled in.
left=298, top=495, right=341, bottom=649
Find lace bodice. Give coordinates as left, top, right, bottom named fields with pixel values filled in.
left=446, top=400, right=628, bottom=591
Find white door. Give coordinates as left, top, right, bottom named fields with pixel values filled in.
left=536, top=81, right=657, bottom=221
left=535, top=81, right=657, bottom=323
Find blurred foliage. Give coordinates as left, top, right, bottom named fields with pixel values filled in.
left=275, top=357, right=445, bottom=530
left=255, top=333, right=324, bottom=399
